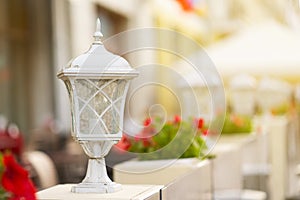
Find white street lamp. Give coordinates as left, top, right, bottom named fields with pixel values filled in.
left=57, top=19, right=138, bottom=193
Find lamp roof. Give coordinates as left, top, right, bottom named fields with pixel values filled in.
left=57, top=19, right=138, bottom=79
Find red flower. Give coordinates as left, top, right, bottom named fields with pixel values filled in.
left=1, top=153, right=36, bottom=200
left=174, top=115, right=181, bottom=124
left=142, top=138, right=152, bottom=147
left=115, top=135, right=131, bottom=151
left=134, top=135, right=141, bottom=142
left=231, top=115, right=243, bottom=127
left=0, top=130, right=23, bottom=157
left=143, top=118, right=152, bottom=127
left=197, top=118, right=204, bottom=129
left=133, top=133, right=153, bottom=148
left=202, top=129, right=209, bottom=136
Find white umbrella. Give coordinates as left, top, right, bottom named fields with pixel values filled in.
left=206, top=21, right=300, bottom=79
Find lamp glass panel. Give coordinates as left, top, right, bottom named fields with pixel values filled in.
left=71, top=78, right=127, bottom=137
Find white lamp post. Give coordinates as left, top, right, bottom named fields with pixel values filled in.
left=57, top=19, right=138, bottom=193
left=229, top=74, right=257, bottom=116
left=179, top=72, right=218, bottom=121
left=256, top=77, right=291, bottom=115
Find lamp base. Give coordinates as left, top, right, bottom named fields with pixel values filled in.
left=71, top=182, right=122, bottom=193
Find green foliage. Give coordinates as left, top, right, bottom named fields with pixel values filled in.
left=0, top=187, right=10, bottom=200
left=0, top=153, right=10, bottom=200
left=270, top=103, right=290, bottom=115
left=217, top=113, right=252, bottom=134
left=0, top=154, right=3, bottom=174
left=125, top=116, right=207, bottom=160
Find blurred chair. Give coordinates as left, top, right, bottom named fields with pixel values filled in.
left=214, top=189, right=266, bottom=200
left=212, top=142, right=267, bottom=200
left=25, top=151, right=58, bottom=189
left=27, top=117, right=62, bottom=153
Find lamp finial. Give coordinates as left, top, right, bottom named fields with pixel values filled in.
left=93, top=18, right=103, bottom=44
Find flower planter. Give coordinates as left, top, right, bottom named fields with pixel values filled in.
left=114, top=158, right=212, bottom=199
left=114, top=116, right=212, bottom=198
left=114, top=158, right=210, bottom=185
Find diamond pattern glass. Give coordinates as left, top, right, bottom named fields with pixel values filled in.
left=72, top=79, right=127, bottom=136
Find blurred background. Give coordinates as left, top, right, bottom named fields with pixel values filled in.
left=1, top=0, right=300, bottom=199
